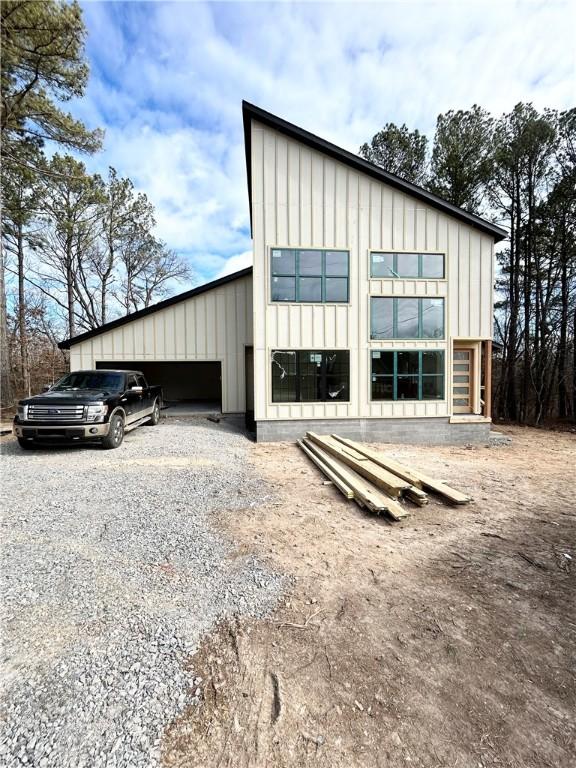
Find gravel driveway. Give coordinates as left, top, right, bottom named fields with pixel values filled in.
left=0, top=418, right=284, bottom=768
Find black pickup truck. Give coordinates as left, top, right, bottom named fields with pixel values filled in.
left=13, top=370, right=163, bottom=450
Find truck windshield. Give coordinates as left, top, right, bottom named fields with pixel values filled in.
left=52, top=372, right=125, bottom=391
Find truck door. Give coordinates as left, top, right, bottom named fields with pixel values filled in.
left=123, top=374, right=143, bottom=423
left=136, top=374, right=151, bottom=413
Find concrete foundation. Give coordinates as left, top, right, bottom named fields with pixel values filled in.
left=255, top=417, right=491, bottom=445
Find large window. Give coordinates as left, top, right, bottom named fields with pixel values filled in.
left=371, top=251, right=445, bottom=279
left=271, top=350, right=350, bottom=402
left=271, top=248, right=349, bottom=303
left=370, top=297, right=444, bottom=339
left=371, top=351, right=445, bottom=401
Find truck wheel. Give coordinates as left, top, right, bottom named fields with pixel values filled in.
left=102, top=413, right=124, bottom=449
left=148, top=399, right=161, bottom=426
left=17, top=437, right=36, bottom=450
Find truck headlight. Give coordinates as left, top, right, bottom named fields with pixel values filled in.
left=86, top=403, right=108, bottom=422
left=17, top=405, right=28, bottom=420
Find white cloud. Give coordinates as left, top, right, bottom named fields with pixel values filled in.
left=215, top=250, right=253, bottom=279
left=76, top=0, right=575, bottom=286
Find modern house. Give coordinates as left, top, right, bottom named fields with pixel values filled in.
left=60, top=102, right=507, bottom=443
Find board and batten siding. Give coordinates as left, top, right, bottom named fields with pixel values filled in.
left=69, top=275, right=253, bottom=414
left=251, top=120, right=494, bottom=422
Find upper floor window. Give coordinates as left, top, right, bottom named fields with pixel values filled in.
left=371, top=251, right=445, bottom=279
left=370, top=297, right=445, bottom=339
left=271, top=248, right=349, bottom=303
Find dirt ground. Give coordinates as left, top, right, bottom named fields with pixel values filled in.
left=161, top=425, right=576, bottom=767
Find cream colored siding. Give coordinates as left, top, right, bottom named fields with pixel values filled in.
left=251, top=120, right=494, bottom=421
left=69, top=275, right=252, bottom=414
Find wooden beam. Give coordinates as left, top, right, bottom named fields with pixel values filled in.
left=306, top=433, right=410, bottom=497
left=297, top=440, right=354, bottom=498
left=484, top=340, right=492, bottom=419
left=332, top=436, right=423, bottom=486
left=301, top=439, right=409, bottom=520
left=331, top=435, right=470, bottom=505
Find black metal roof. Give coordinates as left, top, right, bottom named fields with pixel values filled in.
left=242, top=101, right=507, bottom=242
left=59, top=267, right=253, bottom=350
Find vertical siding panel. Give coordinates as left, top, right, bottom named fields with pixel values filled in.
left=216, top=290, right=227, bottom=357
left=334, top=165, right=348, bottom=247
left=263, top=128, right=277, bottom=246
left=324, top=159, right=336, bottom=248
left=415, top=206, right=427, bottom=251
left=275, top=136, right=288, bottom=246
left=287, top=141, right=300, bottom=245
left=469, top=234, right=481, bottom=337
left=369, top=183, right=382, bottom=251
left=164, top=307, right=176, bottom=358
left=392, top=192, right=403, bottom=249
left=311, top=153, right=324, bottom=248
left=404, top=197, right=416, bottom=251
left=289, top=305, right=301, bottom=347
left=480, top=237, right=492, bottom=338
left=299, top=148, right=312, bottom=245
left=381, top=186, right=393, bottom=249
left=448, top=221, right=459, bottom=337
left=458, top=227, right=470, bottom=336
left=426, top=209, right=439, bottom=251
left=174, top=305, right=185, bottom=357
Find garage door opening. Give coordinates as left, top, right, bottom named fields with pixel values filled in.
left=96, top=361, right=222, bottom=415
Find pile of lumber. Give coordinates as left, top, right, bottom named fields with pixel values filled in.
left=298, top=433, right=470, bottom=522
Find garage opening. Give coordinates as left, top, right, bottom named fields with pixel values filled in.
left=96, top=361, right=222, bottom=415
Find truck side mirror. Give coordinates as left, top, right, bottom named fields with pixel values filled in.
left=130, top=385, right=143, bottom=393
left=42, top=385, right=51, bottom=392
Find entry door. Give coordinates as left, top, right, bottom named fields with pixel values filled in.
left=452, top=348, right=474, bottom=414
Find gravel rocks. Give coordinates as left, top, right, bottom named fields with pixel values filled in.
left=0, top=419, right=285, bottom=767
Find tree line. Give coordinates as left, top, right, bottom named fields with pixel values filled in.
left=361, top=104, right=576, bottom=424
left=1, top=1, right=189, bottom=406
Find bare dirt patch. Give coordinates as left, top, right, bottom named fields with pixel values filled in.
left=163, top=425, right=576, bottom=768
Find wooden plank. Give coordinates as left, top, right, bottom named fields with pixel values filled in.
left=332, top=435, right=470, bottom=505
left=303, top=439, right=386, bottom=511
left=297, top=440, right=354, bottom=498
left=333, top=436, right=429, bottom=506
left=302, top=439, right=409, bottom=520
left=307, top=433, right=410, bottom=497
left=332, top=435, right=423, bottom=486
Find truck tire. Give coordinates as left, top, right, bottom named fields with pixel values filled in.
left=17, top=437, right=36, bottom=450
left=148, top=398, right=161, bottom=426
left=101, top=413, right=124, bottom=449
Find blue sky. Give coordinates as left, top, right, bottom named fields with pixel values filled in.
left=74, top=0, right=575, bottom=287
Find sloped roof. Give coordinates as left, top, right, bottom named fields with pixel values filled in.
left=242, top=101, right=507, bottom=242
left=59, top=267, right=253, bottom=350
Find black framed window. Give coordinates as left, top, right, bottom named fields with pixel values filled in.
left=371, top=351, right=445, bottom=401
left=371, top=252, right=445, bottom=279
left=271, top=350, right=350, bottom=402
left=370, top=297, right=444, bottom=339
left=271, top=248, right=349, bottom=303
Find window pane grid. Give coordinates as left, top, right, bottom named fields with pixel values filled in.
left=371, top=297, right=444, bottom=340
left=272, top=350, right=350, bottom=402
left=371, top=351, right=444, bottom=401
left=370, top=252, right=445, bottom=279
left=271, top=249, right=349, bottom=303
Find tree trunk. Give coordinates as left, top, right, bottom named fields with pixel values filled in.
left=0, top=247, right=13, bottom=408
left=66, top=233, right=75, bottom=339
left=558, top=215, right=569, bottom=419
left=17, top=223, right=30, bottom=396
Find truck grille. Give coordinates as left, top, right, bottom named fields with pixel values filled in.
left=27, top=404, right=85, bottom=421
